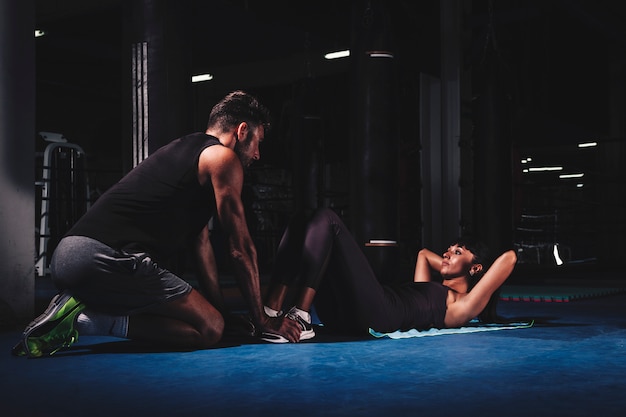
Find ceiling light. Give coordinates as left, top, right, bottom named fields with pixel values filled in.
left=192, top=73, right=213, bottom=83
left=324, top=50, right=350, bottom=60
left=578, top=141, right=597, bottom=148
left=367, top=51, right=394, bottom=58
left=553, top=244, right=564, bottom=266
left=527, top=166, right=563, bottom=172
left=35, top=30, right=45, bottom=38
left=559, top=173, right=584, bottom=179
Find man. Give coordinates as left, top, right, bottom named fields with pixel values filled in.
left=14, top=91, right=301, bottom=358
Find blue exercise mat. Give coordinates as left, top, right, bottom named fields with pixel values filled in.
left=500, top=285, right=626, bottom=302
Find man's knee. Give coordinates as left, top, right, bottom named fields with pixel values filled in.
left=200, top=313, right=224, bottom=347
left=174, top=289, right=225, bottom=348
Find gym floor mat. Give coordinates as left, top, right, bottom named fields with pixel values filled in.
left=500, top=285, right=626, bottom=302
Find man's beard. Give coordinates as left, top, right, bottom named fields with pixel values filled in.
left=234, top=132, right=254, bottom=168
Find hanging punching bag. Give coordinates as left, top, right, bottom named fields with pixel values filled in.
left=473, top=48, right=513, bottom=255
left=349, top=1, right=399, bottom=283
left=292, top=77, right=323, bottom=216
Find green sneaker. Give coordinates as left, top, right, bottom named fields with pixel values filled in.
left=16, top=292, right=85, bottom=358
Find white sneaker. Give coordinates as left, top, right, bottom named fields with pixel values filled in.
left=260, top=306, right=315, bottom=343
left=285, top=306, right=315, bottom=341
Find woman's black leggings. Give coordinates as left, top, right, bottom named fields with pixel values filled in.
left=270, top=208, right=396, bottom=333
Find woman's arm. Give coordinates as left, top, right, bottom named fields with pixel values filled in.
left=414, top=248, right=443, bottom=282
left=444, top=249, right=517, bottom=327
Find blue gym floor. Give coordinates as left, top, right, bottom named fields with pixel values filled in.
left=2, top=269, right=626, bottom=417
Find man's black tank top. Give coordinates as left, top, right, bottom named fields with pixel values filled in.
left=67, top=133, right=220, bottom=262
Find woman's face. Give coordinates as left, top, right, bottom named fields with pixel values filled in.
left=440, top=244, right=477, bottom=279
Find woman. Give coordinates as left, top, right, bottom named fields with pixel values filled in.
left=261, top=208, right=517, bottom=343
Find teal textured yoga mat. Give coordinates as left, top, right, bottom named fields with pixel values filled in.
left=369, top=320, right=534, bottom=339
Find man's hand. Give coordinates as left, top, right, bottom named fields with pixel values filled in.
left=223, top=313, right=257, bottom=337
left=258, top=315, right=302, bottom=343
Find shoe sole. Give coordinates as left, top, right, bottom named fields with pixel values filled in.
left=300, top=329, right=315, bottom=340
left=260, top=327, right=316, bottom=343
left=21, top=292, right=83, bottom=358
left=11, top=341, right=26, bottom=357
left=260, top=332, right=290, bottom=343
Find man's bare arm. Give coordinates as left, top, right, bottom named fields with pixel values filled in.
left=198, top=145, right=301, bottom=341
left=194, top=224, right=225, bottom=313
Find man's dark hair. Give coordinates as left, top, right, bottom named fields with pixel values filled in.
left=207, top=90, right=271, bottom=133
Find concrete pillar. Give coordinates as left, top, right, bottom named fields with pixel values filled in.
left=0, top=0, right=36, bottom=324
left=600, top=45, right=626, bottom=267
left=123, top=0, right=193, bottom=170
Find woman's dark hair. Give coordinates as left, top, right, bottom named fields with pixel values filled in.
left=451, top=236, right=493, bottom=291
left=207, top=90, right=271, bottom=133
left=453, top=236, right=505, bottom=323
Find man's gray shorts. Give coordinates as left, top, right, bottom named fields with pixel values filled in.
left=50, top=236, right=192, bottom=316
